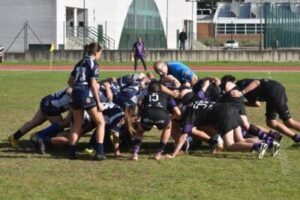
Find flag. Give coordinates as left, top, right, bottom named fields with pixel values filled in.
left=49, top=43, right=55, bottom=52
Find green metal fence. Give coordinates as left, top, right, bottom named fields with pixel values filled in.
left=265, top=3, right=300, bottom=49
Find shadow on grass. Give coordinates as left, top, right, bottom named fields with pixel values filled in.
left=189, top=151, right=258, bottom=160
left=0, top=140, right=262, bottom=161
left=287, top=143, right=300, bottom=149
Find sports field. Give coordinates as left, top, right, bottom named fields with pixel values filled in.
left=0, top=69, right=300, bottom=200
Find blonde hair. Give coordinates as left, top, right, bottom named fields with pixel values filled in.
left=124, top=105, right=140, bottom=136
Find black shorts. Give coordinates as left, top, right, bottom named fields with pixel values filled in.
left=230, top=102, right=247, bottom=116
left=71, top=87, right=96, bottom=110
left=141, top=108, right=170, bottom=131
left=40, top=96, right=62, bottom=116
left=212, top=104, right=243, bottom=136
left=265, top=85, right=291, bottom=121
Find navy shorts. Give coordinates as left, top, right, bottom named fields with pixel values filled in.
left=40, top=96, right=62, bottom=116
left=71, top=87, right=96, bottom=110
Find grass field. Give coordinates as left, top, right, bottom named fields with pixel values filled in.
left=0, top=70, right=300, bottom=200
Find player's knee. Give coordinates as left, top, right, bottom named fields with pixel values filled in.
left=283, top=118, right=293, bottom=128
left=266, top=120, right=278, bottom=128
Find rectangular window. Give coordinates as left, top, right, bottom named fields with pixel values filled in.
left=217, top=24, right=225, bottom=34
left=246, top=24, right=256, bottom=34
left=236, top=24, right=245, bottom=34
left=226, top=24, right=235, bottom=34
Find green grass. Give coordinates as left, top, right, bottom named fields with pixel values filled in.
left=1, top=60, right=300, bottom=67
left=0, top=71, right=300, bottom=199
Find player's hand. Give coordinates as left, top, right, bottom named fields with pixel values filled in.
left=97, top=103, right=104, bottom=112
left=172, top=90, right=179, bottom=98
left=230, top=89, right=243, bottom=98
left=202, top=79, right=210, bottom=89
left=166, top=154, right=175, bottom=159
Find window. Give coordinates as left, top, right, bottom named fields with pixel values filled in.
left=226, top=23, right=235, bottom=34
left=217, top=24, right=225, bottom=34
left=246, top=24, right=256, bottom=34
left=236, top=24, right=245, bottom=34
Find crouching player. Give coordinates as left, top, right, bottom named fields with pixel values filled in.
left=168, top=98, right=269, bottom=159
left=126, top=80, right=181, bottom=161
left=230, top=76, right=300, bottom=144
left=8, top=88, right=72, bottom=149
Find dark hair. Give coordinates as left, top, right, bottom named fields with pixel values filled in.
left=148, top=80, right=162, bottom=93
left=87, top=42, right=102, bottom=55
left=82, top=44, right=89, bottom=58
left=221, top=75, right=236, bottom=84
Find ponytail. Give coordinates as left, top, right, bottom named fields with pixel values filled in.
left=124, top=105, right=139, bottom=136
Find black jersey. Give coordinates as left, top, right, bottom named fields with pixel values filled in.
left=219, top=85, right=246, bottom=115
left=71, top=56, right=99, bottom=87
left=193, top=79, right=221, bottom=102
left=182, top=99, right=243, bottom=135
left=182, top=99, right=217, bottom=134
left=142, top=91, right=176, bottom=113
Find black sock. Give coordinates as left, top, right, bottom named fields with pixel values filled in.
left=292, top=134, right=300, bottom=142
left=44, top=138, right=52, bottom=146
left=253, top=143, right=261, bottom=151
left=249, top=124, right=267, bottom=139
left=157, top=141, right=166, bottom=153
left=96, top=143, right=104, bottom=155
left=13, top=129, right=25, bottom=140
left=68, top=145, right=76, bottom=156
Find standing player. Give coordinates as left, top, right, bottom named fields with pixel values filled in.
left=0, top=44, right=4, bottom=63
left=67, top=42, right=106, bottom=160
left=232, top=77, right=300, bottom=143
left=132, top=36, right=147, bottom=71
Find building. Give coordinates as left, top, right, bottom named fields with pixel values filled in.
left=0, top=0, right=197, bottom=52
left=197, top=0, right=300, bottom=43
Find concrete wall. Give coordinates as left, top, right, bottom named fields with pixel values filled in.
left=0, top=0, right=57, bottom=52
left=4, top=50, right=300, bottom=62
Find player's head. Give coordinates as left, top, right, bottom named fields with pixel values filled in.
left=87, top=42, right=102, bottom=60
left=137, top=36, right=142, bottom=42
left=220, top=75, right=236, bottom=91
left=153, top=60, right=168, bottom=76
left=148, top=80, right=162, bottom=93
left=221, top=75, right=236, bottom=84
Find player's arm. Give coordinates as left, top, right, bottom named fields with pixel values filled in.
left=241, top=80, right=261, bottom=95
left=161, top=75, right=181, bottom=88
left=103, top=81, right=113, bottom=101
left=172, top=106, right=182, bottom=120
left=67, top=75, right=75, bottom=87
left=168, top=97, right=181, bottom=120
left=168, top=133, right=188, bottom=158
left=196, top=79, right=210, bottom=100
left=161, top=84, right=179, bottom=98
left=209, top=77, right=221, bottom=86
